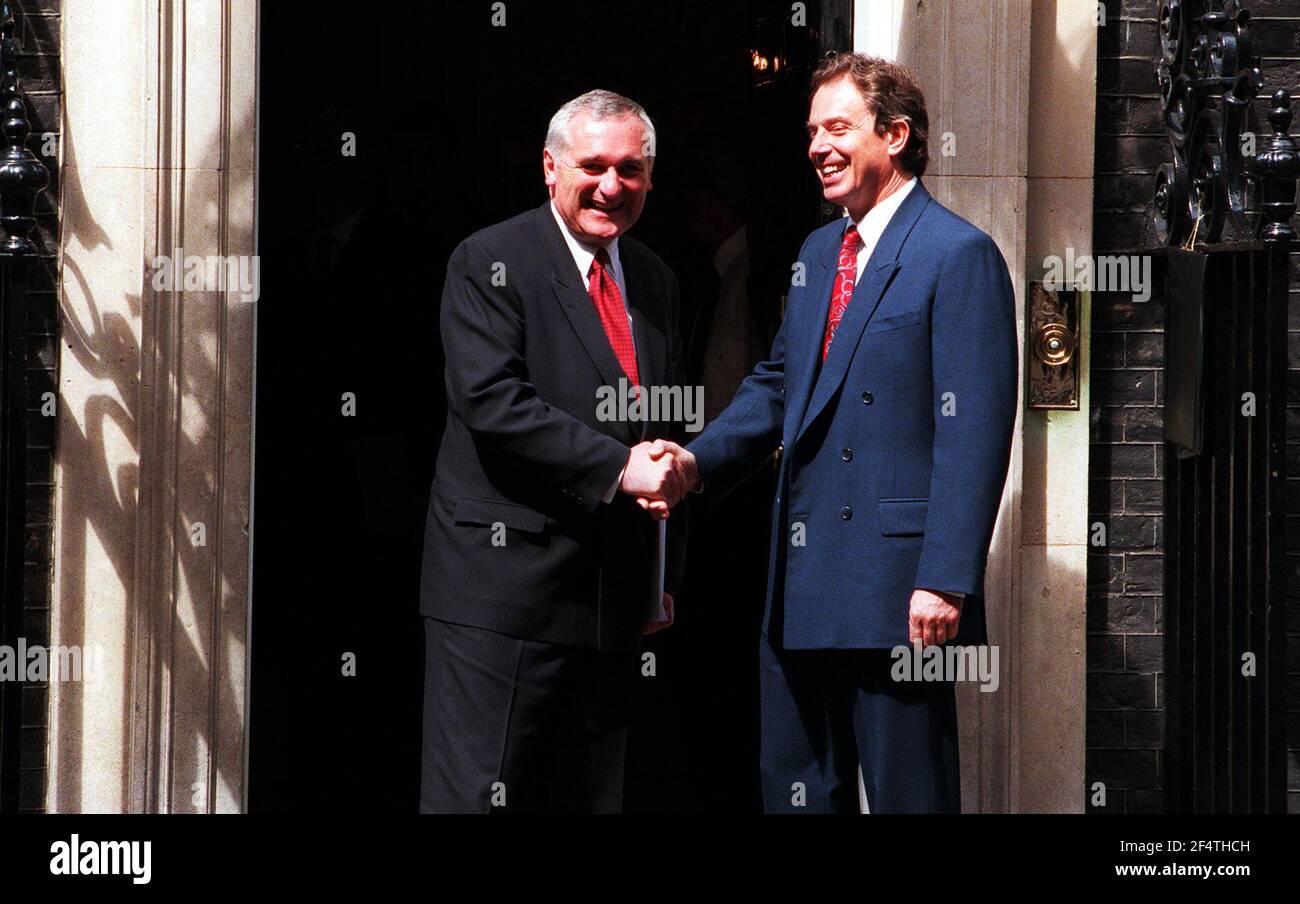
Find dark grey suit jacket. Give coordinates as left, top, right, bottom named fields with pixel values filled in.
left=421, top=202, right=689, bottom=652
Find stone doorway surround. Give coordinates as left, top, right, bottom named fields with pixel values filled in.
left=856, top=0, right=1095, bottom=812
left=44, top=0, right=1093, bottom=814
left=49, top=0, right=258, bottom=813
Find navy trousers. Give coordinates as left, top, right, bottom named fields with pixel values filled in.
left=758, top=638, right=961, bottom=813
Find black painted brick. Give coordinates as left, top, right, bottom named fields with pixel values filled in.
left=6, top=0, right=59, bottom=816
left=1093, top=0, right=1300, bottom=814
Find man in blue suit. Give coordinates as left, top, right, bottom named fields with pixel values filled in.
left=643, top=53, right=1018, bottom=813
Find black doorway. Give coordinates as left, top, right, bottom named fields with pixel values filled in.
left=249, top=0, right=848, bottom=812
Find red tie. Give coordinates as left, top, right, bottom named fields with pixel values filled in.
left=822, top=224, right=863, bottom=361
left=588, top=248, right=640, bottom=387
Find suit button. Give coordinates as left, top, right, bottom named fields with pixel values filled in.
left=780, top=382, right=786, bottom=395
left=841, top=506, right=852, bottom=520
left=861, top=390, right=873, bottom=405
left=841, top=448, right=853, bottom=462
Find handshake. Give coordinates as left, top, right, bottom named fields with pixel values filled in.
left=618, top=439, right=700, bottom=520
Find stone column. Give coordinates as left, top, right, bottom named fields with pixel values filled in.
left=1017, top=0, right=1095, bottom=815
left=48, top=0, right=258, bottom=813
left=854, top=0, right=1093, bottom=812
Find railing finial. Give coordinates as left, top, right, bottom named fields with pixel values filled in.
left=0, top=0, right=49, bottom=257
left=1253, top=89, right=1298, bottom=244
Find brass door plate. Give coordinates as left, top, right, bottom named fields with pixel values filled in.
left=1027, top=281, right=1079, bottom=410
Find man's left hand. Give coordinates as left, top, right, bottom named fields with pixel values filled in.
left=644, top=591, right=674, bottom=635
left=908, top=588, right=962, bottom=647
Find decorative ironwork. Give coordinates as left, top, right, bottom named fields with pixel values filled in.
left=1151, top=0, right=1299, bottom=246
left=1163, top=247, right=1290, bottom=813
left=1156, top=1, right=1294, bottom=813
left=1253, top=90, right=1299, bottom=244
left=0, top=1, right=45, bottom=253
left=0, top=0, right=49, bottom=813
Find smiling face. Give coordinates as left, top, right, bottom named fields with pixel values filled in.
left=807, top=76, right=909, bottom=220
left=543, top=112, right=653, bottom=245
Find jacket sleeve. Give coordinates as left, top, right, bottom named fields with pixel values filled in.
left=913, top=233, right=1019, bottom=597
left=441, top=237, right=629, bottom=513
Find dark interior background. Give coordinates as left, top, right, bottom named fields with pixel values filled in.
left=250, top=0, right=849, bottom=812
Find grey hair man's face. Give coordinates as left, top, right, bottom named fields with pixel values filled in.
left=543, top=112, right=654, bottom=245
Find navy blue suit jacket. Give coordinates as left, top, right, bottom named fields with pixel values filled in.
left=687, top=179, right=1018, bottom=649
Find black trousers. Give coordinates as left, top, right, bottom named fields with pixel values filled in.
left=420, top=616, right=639, bottom=813
left=758, top=638, right=961, bottom=814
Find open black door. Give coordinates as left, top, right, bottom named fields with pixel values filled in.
left=250, top=0, right=848, bottom=812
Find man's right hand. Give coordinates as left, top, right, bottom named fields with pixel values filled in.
left=626, top=440, right=698, bottom=520
left=620, top=440, right=689, bottom=517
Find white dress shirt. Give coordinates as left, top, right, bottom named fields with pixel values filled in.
left=549, top=201, right=636, bottom=348
left=548, top=201, right=637, bottom=504
left=850, top=177, right=916, bottom=280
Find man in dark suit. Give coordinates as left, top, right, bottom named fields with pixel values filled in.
left=420, top=90, right=690, bottom=813
left=648, top=54, right=1018, bottom=813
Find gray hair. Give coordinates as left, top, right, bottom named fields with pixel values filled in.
left=545, top=89, right=656, bottom=163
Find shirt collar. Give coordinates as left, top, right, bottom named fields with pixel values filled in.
left=850, top=176, right=917, bottom=245
left=549, top=200, right=621, bottom=280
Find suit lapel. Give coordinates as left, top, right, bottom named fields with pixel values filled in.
left=795, top=181, right=931, bottom=444
left=536, top=204, right=634, bottom=378
left=534, top=204, right=663, bottom=443
left=622, top=250, right=666, bottom=441
left=785, top=248, right=837, bottom=439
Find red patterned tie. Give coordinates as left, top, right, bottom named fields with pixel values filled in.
left=822, top=223, right=863, bottom=361
left=588, top=247, right=640, bottom=387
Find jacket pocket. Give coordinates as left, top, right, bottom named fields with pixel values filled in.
left=878, top=498, right=928, bottom=536
left=863, top=308, right=922, bottom=335
left=453, top=496, right=548, bottom=534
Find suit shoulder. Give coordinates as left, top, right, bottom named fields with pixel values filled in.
left=455, top=208, right=538, bottom=259
left=808, top=217, right=850, bottom=248
left=788, top=217, right=850, bottom=265
left=919, top=200, right=1000, bottom=254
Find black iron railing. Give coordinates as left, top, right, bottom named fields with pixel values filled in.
left=1155, top=0, right=1297, bottom=813
left=0, top=0, right=50, bottom=813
